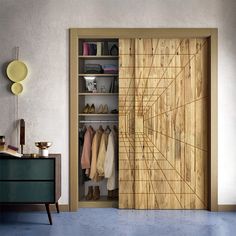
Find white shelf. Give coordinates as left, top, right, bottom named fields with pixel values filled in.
left=78, top=114, right=118, bottom=117
left=79, top=74, right=118, bottom=77
left=79, top=93, right=118, bottom=96
left=79, top=55, right=119, bottom=59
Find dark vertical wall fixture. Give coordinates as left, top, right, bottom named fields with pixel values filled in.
left=20, top=119, right=25, bottom=154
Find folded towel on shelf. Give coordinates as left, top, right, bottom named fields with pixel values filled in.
left=85, top=64, right=103, bottom=74
left=103, top=64, right=118, bottom=74
left=103, top=70, right=118, bottom=74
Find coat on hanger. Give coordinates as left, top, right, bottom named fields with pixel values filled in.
left=81, top=126, right=95, bottom=173
left=89, top=127, right=104, bottom=182
left=97, top=129, right=110, bottom=176
left=104, top=128, right=118, bottom=190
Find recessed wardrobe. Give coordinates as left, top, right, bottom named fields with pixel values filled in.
left=69, top=29, right=218, bottom=211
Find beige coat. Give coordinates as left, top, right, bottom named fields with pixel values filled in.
left=97, top=129, right=110, bottom=176
left=104, top=129, right=118, bottom=190
left=81, top=126, right=94, bottom=171
left=89, top=128, right=104, bottom=182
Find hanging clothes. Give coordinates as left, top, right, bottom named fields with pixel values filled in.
left=104, top=128, right=118, bottom=190
left=89, top=126, right=104, bottom=182
left=97, top=128, right=110, bottom=176
left=79, top=126, right=90, bottom=183
left=79, top=126, right=87, bottom=149
left=81, top=126, right=95, bottom=175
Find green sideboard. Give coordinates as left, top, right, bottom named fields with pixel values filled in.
left=0, top=154, right=61, bottom=225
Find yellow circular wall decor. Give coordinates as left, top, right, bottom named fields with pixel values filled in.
left=6, top=60, right=28, bottom=82
left=11, top=82, right=23, bottom=95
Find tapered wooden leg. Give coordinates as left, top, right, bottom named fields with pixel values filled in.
left=55, top=202, right=60, bottom=213
left=45, top=204, right=52, bottom=225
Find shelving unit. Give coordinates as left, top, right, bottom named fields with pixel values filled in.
left=77, top=38, right=119, bottom=207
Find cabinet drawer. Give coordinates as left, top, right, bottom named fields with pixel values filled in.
left=0, top=181, right=54, bottom=203
left=0, top=159, right=54, bottom=180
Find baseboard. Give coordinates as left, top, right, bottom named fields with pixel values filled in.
left=218, top=205, right=236, bottom=211
left=0, top=204, right=69, bottom=212
left=2, top=204, right=234, bottom=212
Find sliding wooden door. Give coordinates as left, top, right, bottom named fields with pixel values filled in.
left=119, top=38, right=209, bottom=209
left=119, top=39, right=135, bottom=208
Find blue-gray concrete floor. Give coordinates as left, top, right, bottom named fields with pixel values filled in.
left=1, top=208, right=236, bottom=236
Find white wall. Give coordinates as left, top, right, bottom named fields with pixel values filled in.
left=0, top=0, right=235, bottom=205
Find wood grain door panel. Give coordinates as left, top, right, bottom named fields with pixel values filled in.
left=119, top=39, right=135, bottom=209
left=119, top=38, right=208, bottom=209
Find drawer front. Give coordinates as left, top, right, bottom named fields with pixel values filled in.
left=0, top=159, right=54, bottom=180
left=0, top=182, right=54, bottom=203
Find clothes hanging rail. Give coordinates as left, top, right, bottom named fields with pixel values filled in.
left=79, top=120, right=118, bottom=124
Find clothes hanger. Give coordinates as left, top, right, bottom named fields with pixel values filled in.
left=87, top=125, right=95, bottom=132
left=79, top=124, right=86, bottom=131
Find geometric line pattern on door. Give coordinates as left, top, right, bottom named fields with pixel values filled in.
left=119, top=38, right=208, bottom=209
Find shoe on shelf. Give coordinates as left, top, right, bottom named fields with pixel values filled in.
left=97, top=104, right=104, bottom=114
left=89, top=104, right=95, bottom=113
left=83, top=104, right=90, bottom=113
left=86, top=186, right=93, bottom=200
left=102, top=104, right=108, bottom=114
left=110, top=109, right=118, bottom=114
left=93, top=186, right=100, bottom=200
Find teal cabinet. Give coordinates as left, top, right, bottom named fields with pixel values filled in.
left=0, top=155, right=61, bottom=225
left=0, top=159, right=54, bottom=180
left=0, top=182, right=54, bottom=202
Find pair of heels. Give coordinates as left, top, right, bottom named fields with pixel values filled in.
left=83, top=104, right=95, bottom=113
left=97, top=104, right=108, bottom=114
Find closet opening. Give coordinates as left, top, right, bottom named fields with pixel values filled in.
left=78, top=38, right=119, bottom=207
left=70, top=29, right=218, bottom=211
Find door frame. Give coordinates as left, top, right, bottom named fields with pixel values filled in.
left=69, top=28, right=218, bottom=211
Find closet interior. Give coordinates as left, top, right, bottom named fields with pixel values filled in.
left=78, top=38, right=119, bottom=205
